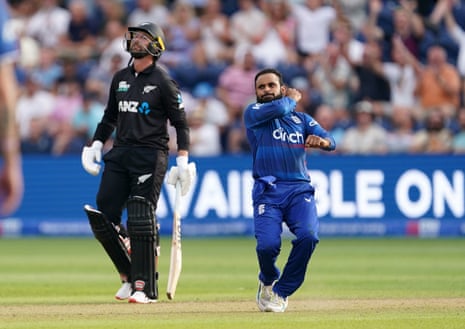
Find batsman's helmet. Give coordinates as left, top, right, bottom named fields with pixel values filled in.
left=125, top=22, right=166, bottom=60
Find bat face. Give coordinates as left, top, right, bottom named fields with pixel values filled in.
left=167, top=193, right=182, bottom=300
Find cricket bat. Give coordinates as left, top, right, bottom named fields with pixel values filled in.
left=167, top=181, right=182, bottom=300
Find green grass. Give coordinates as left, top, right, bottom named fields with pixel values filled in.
left=0, top=237, right=464, bottom=329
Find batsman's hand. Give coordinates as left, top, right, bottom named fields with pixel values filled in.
left=81, top=140, right=103, bottom=176
left=167, top=156, right=197, bottom=196
left=305, top=135, right=330, bottom=149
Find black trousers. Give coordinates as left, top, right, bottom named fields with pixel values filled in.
left=96, top=146, right=168, bottom=225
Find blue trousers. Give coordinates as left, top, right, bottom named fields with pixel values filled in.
left=253, top=179, right=319, bottom=298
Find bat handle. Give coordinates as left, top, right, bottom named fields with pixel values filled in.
left=174, top=181, right=182, bottom=212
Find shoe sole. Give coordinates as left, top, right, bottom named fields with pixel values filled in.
left=115, top=295, right=131, bottom=301
left=128, top=298, right=157, bottom=304
left=264, top=306, right=286, bottom=312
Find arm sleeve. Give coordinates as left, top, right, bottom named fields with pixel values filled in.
left=92, top=122, right=115, bottom=143
left=244, top=97, right=296, bottom=129
left=164, top=79, right=190, bottom=151
left=306, top=115, right=336, bottom=151
left=91, top=75, right=118, bottom=143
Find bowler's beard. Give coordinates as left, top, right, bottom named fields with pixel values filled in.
left=257, top=92, right=283, bottom=103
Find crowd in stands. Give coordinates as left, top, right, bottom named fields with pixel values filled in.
left=8, top=0, right=465, bottom=156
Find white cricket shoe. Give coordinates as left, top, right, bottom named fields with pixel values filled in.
left=115, top=282, right=132, bottom=300
left=264, top=291, right=288, bottom=313
left=128, top=291, right=157, bottom=304
left=256, top=281, right=273, bottom=312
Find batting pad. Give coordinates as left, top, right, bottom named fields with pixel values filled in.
left=84, top=205, right=131, bottom=281
left=127, top=196, right=159, bottom=300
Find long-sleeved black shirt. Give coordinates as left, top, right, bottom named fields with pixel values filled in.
left=93, top=63, right=189, bottom=151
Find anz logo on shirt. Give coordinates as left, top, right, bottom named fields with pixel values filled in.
left=272, top=127, right=304, bottom=144
left=118, top=100, right=151, bottom=115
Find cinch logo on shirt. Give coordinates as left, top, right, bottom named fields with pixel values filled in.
left=272, top=127, right=304, bottom=144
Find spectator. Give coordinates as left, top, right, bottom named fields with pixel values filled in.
left=390, top=3, right=425, bottom=61
left=410, top=108, right=453, bottom=153
left=385, top=105, right=416, bottom=153
left=331, top=18, right=365, bottom=65
left=216, top=48, right=259, bottom=123
left=95, top=19, right=131, bottom=74
left=48, top=78, right=84, bottom=155
left=92, top=0, right=126, bottom=25
left=229, top=0, right=268, bottom=51
left=71, top=91, right=105, bottom=145
left=339, top=100, right=388, bottom=154
left=28, top=47, right=63, bottom=91
left=291, top=0, right=338, bottom=68
left=127, top=0, right=169, bottom=28
left=86, top=53, right=124, bottom=104
left=26, top=0, right=71, bottom=49
left=191, top=0, right=234, bottom=67
left=186, top=109, right=222, bottom=156
left=311, top=41, right=353, bottom=121
left=60, top=0, right=100, bottom=61
left=20, top=117, right=54, bottom=154
left=333, top=0, right=368, bottom=32
left=424, top=0, right=460, bottom=64
left=441, top=0, right=465, bottom=77
left=16, top=75, right=55, bottom=141
left=313, top=104, right=345, bottom=153
left=412, top=44, right=461, bottom=121
left=252, top=0, right=299, bottom=68
left=191, top=82, right=229, bottom=129
left=159, top=0, right=201, bottom=68
left=383, top=36, right=418, bottom=108
left=216, top=48, right=259, bottom=154
left=189, top=0, right=233, bottom=67
left=344, top=39, right=392, bottom=118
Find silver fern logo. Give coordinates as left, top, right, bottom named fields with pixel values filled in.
left=143, top=85, right=157, bottom=94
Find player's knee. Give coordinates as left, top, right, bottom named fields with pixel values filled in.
left=256, top=239, right=281, bottom=255
left=293, top=232, right=319, bottom=250
left=95, top=198, right=119, bottom=225
left=127, top=196, right=157, bottom=237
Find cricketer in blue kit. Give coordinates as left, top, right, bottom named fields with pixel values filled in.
left=243, top=68, right=336, bottom=312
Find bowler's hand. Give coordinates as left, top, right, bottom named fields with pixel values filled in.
left=81, top=141, right=103, bottom=176
left=305, top=135, right=331, bottom=149
left=286, top=88, right=302, bottom=102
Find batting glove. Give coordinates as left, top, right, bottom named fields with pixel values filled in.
left=81, top=140, right=103, bottom=176
left=167, top=156, right=196, bottom=196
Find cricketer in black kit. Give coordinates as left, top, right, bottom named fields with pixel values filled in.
left=81, top=22, right=196, bottom=304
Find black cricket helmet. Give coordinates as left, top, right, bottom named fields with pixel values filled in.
left=125, top=22, right=166, bottom=59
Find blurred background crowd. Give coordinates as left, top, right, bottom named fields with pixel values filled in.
left=7, top=0, right=465, bottom=156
